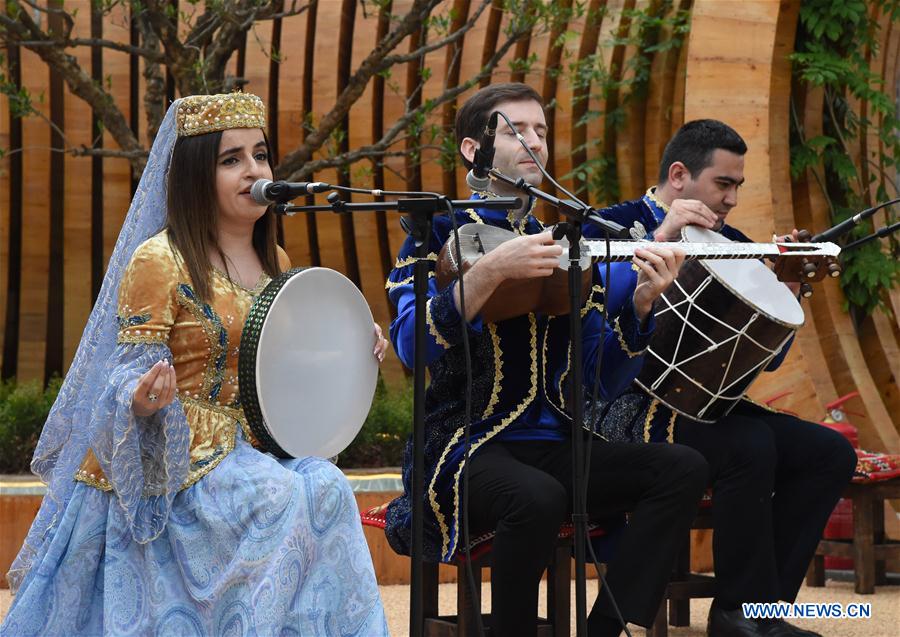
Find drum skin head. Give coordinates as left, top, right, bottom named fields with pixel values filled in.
left=240, top=267, right=378, bottom=458
left=684, top=226, right=804, bottom=328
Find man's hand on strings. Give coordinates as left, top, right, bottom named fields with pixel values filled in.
left=478, top=231, right=563, bottom=282
left=632, top=245, right=686, bottom=322
left=653, top=199, right=719, bottom=241
left=774, top=228, right=803, bottom=296
left=132, top=359, right=177, bottom=417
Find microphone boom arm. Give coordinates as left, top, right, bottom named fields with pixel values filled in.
left=487, top=168, right=630, bottom=239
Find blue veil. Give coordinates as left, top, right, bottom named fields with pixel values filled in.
left=8, top=102, right=192, bottom=592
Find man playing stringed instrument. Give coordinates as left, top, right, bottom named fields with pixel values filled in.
left=383, top=83, right=712, bottom=637
left=591, top=120, right=857, bottom=637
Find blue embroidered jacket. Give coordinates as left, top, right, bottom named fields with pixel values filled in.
left=383, top=194, right=655, bottom=562
left=585, top=190, right=794, bottom=444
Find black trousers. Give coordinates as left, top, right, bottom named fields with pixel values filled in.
left=675, top=402, right=857, bottom=608
left=466, top=437, right=708, bottom=637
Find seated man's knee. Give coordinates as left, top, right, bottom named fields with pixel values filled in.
left=820, top=426, right=858, bottom=482
left=665, top=444, right=709, bottom=495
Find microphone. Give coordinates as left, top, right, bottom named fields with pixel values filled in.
left=250, top=178, right=332, bottom=204
left=812, top=197, right=900, bottom=243
left=465, top=110, right=499, bottom=191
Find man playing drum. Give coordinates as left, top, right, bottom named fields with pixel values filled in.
left=383, top=83, right=710, bottom=637
left=591, top=119, right=857, bottom=637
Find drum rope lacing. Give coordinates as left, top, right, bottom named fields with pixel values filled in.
left=647, top=277, right=795, bottom=419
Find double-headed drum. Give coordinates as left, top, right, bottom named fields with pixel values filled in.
left=635, top=225, right=805, bottom=422
left=239, top=267, right=378, bottom=458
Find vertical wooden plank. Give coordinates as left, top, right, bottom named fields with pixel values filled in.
left=337, top=0, right=361, bottom=287
left=129, top=5, right=140, bottom=194
left=302, top=0, right=321, bottom=266
left=642, top=0, right=692, bottom=184
left=539, top=0, right=572, bottom=218
left=404, top=24, right=424, bottom=193
left=268, top=5, right=285, bottom=247
left=90, top=3, right=104, bottom=302
left=440, top=0, right=472, bottom=199
left=63, top=1, right=94, bottom=370
left=165, top=0, right=177, bottom=102
left=509, top=31, right=532, bottom=84
left=571, top=0, right=608, bottom=202
left=479, top=0, right=505, bottom=88
left=45, top=0, right=66, bottom=383
left=373, top=0, right=395, bottom=311
left=1, top=44, right=23, bottom=380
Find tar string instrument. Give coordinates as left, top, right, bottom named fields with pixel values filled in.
left=435, top=223, right=841, bottom=324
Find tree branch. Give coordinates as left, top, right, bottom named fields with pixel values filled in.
left=3, top=2, right=146, bottom=174
left=380, top=0, right=493, bottom=67
left=4, top=37, right=166, bottom=62
left=281, top=22, right=532, bottom=181
left=278, top=0, right=447, bottom=175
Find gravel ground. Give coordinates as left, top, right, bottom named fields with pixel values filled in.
left=379, top=575, right=899, bottom=637
left=2, top=576, right=897, bottom=636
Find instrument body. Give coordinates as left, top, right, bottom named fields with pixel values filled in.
left=635, top=226, right=805, bottom=422
left=436, top=224, right=593, bottom=322
left=238, top=267, right=378, bottom=458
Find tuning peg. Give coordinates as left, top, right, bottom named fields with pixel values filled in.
left=800, top=282, right=814, bottom=298
left=802, top=259, right=818, bottom=279
left=797, top=229, right=812, bottom=242
left=828, top=262, right=842, bottom=277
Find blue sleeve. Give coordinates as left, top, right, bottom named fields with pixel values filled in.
left=589, top=199, right=657, bottom=240
left=90, top=341, right=191, bottom=543
left=582, top=261, right=654, bottom=400
left=386, top=233, right=483, bottom=369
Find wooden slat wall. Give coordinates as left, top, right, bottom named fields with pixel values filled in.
left=1, top=0, right=897, bottom=451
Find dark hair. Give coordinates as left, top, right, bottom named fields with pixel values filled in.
left=454, top=83, right=544, bottom=169
left=658, top=119, right=747, bottom=183
left=166, top=129, right=280, bottom=304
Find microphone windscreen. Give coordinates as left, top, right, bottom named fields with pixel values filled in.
left=466, top=170, right=492, bottom=192
left=251, top=178, right=273, bottom=205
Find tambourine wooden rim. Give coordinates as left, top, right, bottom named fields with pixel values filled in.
left=239, top=268, right=298, bottom=457
left=238, top=267, right=377, bottom=458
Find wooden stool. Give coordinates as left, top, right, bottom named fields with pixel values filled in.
left=647, top=497, right=716, bottom=637
left=806, top=479, right=900, bottom=594
left=361, top=505, right=605, bottom=636
left=422, top=535, right=573, bottom=637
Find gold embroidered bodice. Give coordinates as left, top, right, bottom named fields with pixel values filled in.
left=76, top=231, right=288, bottom=491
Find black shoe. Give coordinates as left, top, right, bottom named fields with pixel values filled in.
left=756, top=618, right=822, bottom=637
left=707, top=605, right=765, bottom=637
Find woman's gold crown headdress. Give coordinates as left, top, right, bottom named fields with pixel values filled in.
left=176, top=92, right=266, bottom=137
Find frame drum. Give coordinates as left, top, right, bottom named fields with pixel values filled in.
left=239, top=267, right=378, bottom=458
left=635, top=225, right=805, bottom=422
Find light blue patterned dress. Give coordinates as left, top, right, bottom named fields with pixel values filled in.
left=2, top=233, right=388, bottom=637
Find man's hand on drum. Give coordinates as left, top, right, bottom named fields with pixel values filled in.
left=653, top=199, right=720, bottom=241
left=632, top=245, right=686, bottom=322
left=132, top=359, right=177, bottom=417
left=373, top=323, right=389, bottom=363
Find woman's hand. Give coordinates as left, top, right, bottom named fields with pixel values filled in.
left=373, top=323, right=389, bottom=363
left=632, top=245, right=686, bottom=322
left=132, top=360, right=177, bottom=417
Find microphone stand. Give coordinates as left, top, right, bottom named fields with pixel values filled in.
left=488, top=169, right=628, bottom=637
left=282, top=192, right=521, bottom=637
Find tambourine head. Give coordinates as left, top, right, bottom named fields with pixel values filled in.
left=239, top=267, right=378, bottom=459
